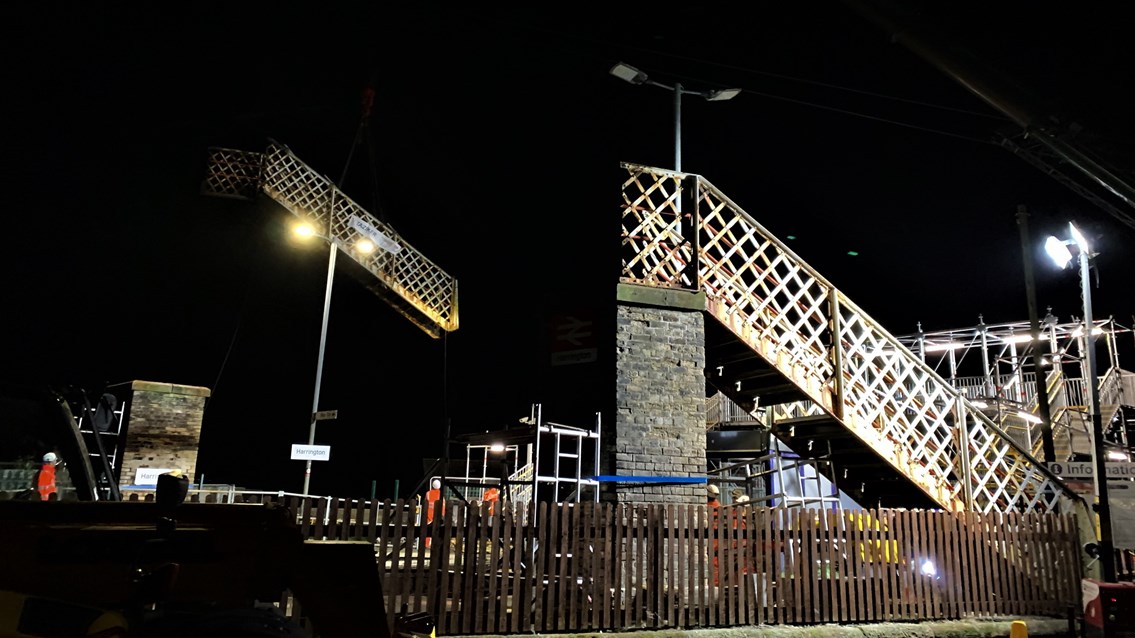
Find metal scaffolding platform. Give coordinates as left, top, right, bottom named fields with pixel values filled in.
left=443, top=405, right=601, bottom=506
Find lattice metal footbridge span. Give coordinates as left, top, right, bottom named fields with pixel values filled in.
left=201, top=140, right=458, bottom=338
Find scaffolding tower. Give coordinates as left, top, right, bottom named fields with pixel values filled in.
left=442, top=404, right=601, bottom=506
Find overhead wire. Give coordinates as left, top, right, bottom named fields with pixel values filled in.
left=729, top=86, right=997, bottom=146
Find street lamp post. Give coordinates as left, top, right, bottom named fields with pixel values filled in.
left=303, top=240, right=337, bottom=496
left=609, top=62, right=741, bottom=172
left=1045, top=222, right=1114, bottom=581
left=294, top=224, right=375, bottom=496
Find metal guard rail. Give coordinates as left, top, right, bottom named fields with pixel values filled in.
left=201, top=142, right=458, bottom=337
left=620, top=163, right=1083, bottom=515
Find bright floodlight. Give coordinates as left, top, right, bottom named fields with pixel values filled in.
left=1044, top=236, right=1073, bottom=269
left=705, top=88, right=741, bottom=101
left=1069, top=222, right=1090, bottom=253
left=356, top=239, right=375, bottom=254
left=293, top=223, right=316, bottom=238
left=489, top=443, right=506, bottom=453
left=609, top=62, right=648, bottom=85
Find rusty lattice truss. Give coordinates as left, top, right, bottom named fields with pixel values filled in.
left=201, top=141, right=458, bottom=338
left=620, top=163, right=1083, bottom=515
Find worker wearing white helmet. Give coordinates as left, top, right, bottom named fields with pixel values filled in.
left=37, top=452, right=60, bottom=500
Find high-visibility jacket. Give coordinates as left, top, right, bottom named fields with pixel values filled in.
left=37, top=463, right=57, bottom=501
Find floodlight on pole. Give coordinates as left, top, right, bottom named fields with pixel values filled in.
left=1045, top=221, right=1115, bottom=582
left=608, top=61, right=741, bottom=172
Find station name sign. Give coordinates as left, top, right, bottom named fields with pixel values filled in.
left=349, top=215, right=402, bottom=254
left=1047, top=461, right=1135, bottom=479
left=291, top=444, right=331, bottom=461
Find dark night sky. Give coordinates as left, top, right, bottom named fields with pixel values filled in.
left=5, top=2, right=1134, bottom=498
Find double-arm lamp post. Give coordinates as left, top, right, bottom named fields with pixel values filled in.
left=294, top=223, right=376, bottom=496
left=609, top=62, right=740, bottom=173
left=1045, top=221, right=1114, bottom=582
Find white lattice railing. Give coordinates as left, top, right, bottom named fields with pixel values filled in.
left=620, top=163, right=1081, bottom=515
left=201, top=142, right=458, bottom=338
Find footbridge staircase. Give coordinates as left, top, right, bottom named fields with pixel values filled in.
left=619, top=164, right=1087, bottom=519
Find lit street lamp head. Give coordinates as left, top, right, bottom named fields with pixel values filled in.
left=1044, top=222, right=1091, bottom=269
left=1044, top=236, right=1073, bottom=269
left=293, top=222, right=318, bottom=239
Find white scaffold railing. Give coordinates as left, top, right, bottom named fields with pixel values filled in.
left=619, top=163, right=1083, bottom=515
left=201, top=141, right=458, bottom=338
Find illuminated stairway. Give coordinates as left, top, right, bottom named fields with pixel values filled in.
left=620, top=163, right=1083, bottom=514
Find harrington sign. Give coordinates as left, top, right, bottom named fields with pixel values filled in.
left=1046, top=461, right=1135, bottom=478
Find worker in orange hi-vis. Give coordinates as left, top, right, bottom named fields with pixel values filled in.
left=37, top=452, right=59, bottom=501
left=425, top=478, right=443, bottom=548
left=482, top=486, right=500, bottom=516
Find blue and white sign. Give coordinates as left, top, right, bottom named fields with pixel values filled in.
left=349, top=215, right=402, bottom=254
left=291, top=444, right=331, bottom=461
left=134, top=467, right=174, bottom=485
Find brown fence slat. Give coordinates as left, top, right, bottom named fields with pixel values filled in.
left=640, top=504, right=649, bottom=626
left=1028, top=512, right=1046, bottom=615
left=558, top=499, right=573, bottom=632
left=513, top=503, right=530, bottom=634
left=826, top=507, right=839, bottom=623
left=879, top=508, right=896, bottom=621
left=598, top=502, right=612, bottom=631
left=989, top=510, right=1008, bottom=617
left=925, top=510, right=943, bottom=619
left=486, top=502, right=503, bottom=632
left=443, top=502, right=463, bottom=633
left=999, top=511, right=1019, bottom=617
left=897, top=509, right=915, bottom=620
left=530, top=501, right=546, bottom=632
left=959, top=510, right=977, bottom=618
left=719, top=504, right=731, bottom=625
left=416, top=499, right=433, bottom=615
left=694, top=504, right=705, bottom=626
left=966, top=510, right=985, bottom=618
left=384, top=500, right=405, bottom=627
left=740, top=505, right=754, bottom=626
left=842, top=510, right=862, bottom=623
left=1036, top=511, right=1057, bottom=614
left=585, top=501, right=603, bottom=631
left=780, top=504, right=799, bottom=622
left=945, top=509, right=963, bottom=619
left=662, top=501, right=671, bottom=626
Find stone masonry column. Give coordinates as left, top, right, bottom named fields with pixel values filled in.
left=613, top=284, right=707, bottom=505
left=118, top=380, right=211, bottom=489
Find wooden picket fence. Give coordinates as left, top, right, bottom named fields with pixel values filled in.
left=128, top=493, right=1082, bottom=634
